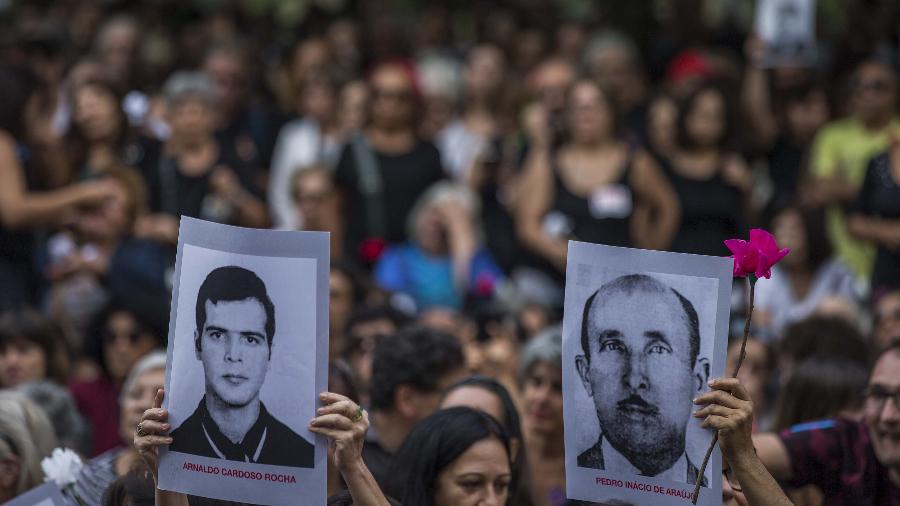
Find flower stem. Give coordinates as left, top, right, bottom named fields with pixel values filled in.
left=691, top=277, right=755, bottom=504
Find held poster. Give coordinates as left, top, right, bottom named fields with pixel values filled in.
left=158, top=217, right=329, bottom=505
left=562, top=241, right=732, bottom=505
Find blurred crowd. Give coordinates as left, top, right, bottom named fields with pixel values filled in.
left=1, top=0, right=900, bottom=505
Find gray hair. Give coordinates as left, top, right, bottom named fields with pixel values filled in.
left=518, top=325, right=562, bottom=383
left=582, top=30, right=640, bottom=71
left=162, top=71, right=217, bottom=109
left=15, top=381, right=90, bottom=455
left=121, top=350, right=168, bottom=404
left=406, top=182, right=482, bottom=243
left=0, top=391, right=58, bottom=495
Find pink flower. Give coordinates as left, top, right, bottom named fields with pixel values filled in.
left=724, top=229, right=790, bottom=279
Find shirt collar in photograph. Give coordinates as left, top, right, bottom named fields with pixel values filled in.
left=198, top=395, right=269, bottom=463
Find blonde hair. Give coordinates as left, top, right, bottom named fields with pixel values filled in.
left=0, top=392, right=58, bottom=495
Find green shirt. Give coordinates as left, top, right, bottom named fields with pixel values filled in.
left=809, top=117, right=900, bottom=279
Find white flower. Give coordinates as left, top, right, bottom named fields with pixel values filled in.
left=41, top=448, right=84, bottom=487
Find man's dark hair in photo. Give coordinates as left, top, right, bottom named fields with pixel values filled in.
left=580, top=274, right=701, bottom=366
left=369, top=325, right=465, bottom=411
left=195, top=266, right=276, bottom=351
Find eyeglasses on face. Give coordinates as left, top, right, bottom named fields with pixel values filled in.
left=863, top=385, right=900, bottom=411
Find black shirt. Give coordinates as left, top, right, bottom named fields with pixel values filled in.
left=660, top=157, right=746, bottom=257
left=333, top=138, right=445, bottom=257
left=169, top=396, right=314, bottom=469
left=854, top=152, right=900, bottom=290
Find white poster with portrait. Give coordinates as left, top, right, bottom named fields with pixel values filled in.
left=158, top=217, right=329, bottom=505
left=562, top=241, right=732, bottom=505
left=755, top=0, right=817, bottom=68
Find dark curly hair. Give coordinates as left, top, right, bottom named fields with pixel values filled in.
left=369, top=325, right=464, bottom=411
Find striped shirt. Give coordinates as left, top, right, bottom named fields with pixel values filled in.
left=73, top=447, right=121, bottom=506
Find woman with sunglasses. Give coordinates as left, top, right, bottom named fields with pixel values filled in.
left=333, top=61, right=446, bottom=262
left=693, top=377, right=794, bottom=506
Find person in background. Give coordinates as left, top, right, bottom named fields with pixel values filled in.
left=289, top=166, right=343, bottom=254
left=775, top=316, right=870, bottom=386
left=754, top=205, right=857, bottom=340
left=516, top=78, right=679, bottom=274
left=0, top=392, right=57, bottom=503
left=518, top=326, right=566, bottom=506
left=136, top=71, right=268, bottom=246
left=375, top=182, right=503, bottom=312
left=363, top=326, right=466, bottom=488
left=67, top=78, right=132, bottom=178
left=0, top=308, right=68, bottom=389
left=804, top=58, right=900, bottom=281
left=330, top=260, right=368, bottom=362
left=269, top=72, right=343, bottom=229
left=101, top=469, right=155, bottom=506
left=435, top=44, right=508, bottom=182
left=333, top=61, right=445, bottom=261
left=0, top=63, right=118, bottom=310
left=388, top=407, right=512, bottom=506
left=45, top=166, right=169, bottom=348
left=772, top=358, right=868, bottom=431
left=202, top=42, right=274, bottom=172
left=581, top=30, right=650, bottom=139
left=74, top=351, right=166, bottom=505
left=661, top=81, right=752, bottom=257
left=848, top=137, right=900, bottom=293
left=343, top=305, right=409, bottom=399
left=645, top=92, right=679, bottom=161
left=873, top=289, right=900, bottom=350
left=441, top=375, right=535, bottom=506
left=72, top=303, right=161, bottom=456
left=336, top=80, right=370, bottom=139
left=752, top=342, right=900, bottom=504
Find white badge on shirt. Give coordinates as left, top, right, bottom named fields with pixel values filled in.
left=589, top=185, right=633, bottom=219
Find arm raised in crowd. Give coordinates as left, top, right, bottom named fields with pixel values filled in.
left=308, top=392, right=392, bottom=506
left=0, top=131, right=117, bottom=230
left=514, top=104, right=568, bottom=272
left=693, top=377, right=794, bottom=506
left=133, top=389, right=189, bottom=506
left=629, top=149, right=680, bottom=251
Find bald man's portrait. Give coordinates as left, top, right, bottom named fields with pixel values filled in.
left=574, top=274, right=710, bottom=486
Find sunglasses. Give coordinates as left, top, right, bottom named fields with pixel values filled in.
left=855, top=79, right=893, bottom=94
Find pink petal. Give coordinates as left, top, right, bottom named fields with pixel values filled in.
left=749, top=229, right=779, bottom=257
left=724, top=239, right=749, bottom=256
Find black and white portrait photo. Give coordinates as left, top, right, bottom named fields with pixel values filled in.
left=168, top=265, right=314, bottom=468
left=562, top=242, right=731, bottom=506
left=158, top=218, right=329, bottom=506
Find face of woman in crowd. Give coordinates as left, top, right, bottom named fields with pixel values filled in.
left=338, top=81, right=369, bottom=134
left=568, top=81, right=614, bottom=145
left=119, top=367, right=165, bottom=444
left=73, top=84, right=122, bottom=143
left=77, top=178, right=130, bottom=241
left=785, top=90, right=829, bottom=142
left=773, top=209, right=807, bottom=269
left=433, top=437, right=511, bottom=506
left=329, top=271, right=354, bottom=340
left=294, top=170, right=333, bottom=230
left=686, top=89, right=726, bottom=149
left=442, top=386, right=505, bottom=425
left=464, top=46, right=504, bottom=99
left=370, top=66, right=415, bottom=131
left=415, top=203, right=449, bottom=255
left=301, top=81, right=336, bottom=125
left=521, top=361, right=564, bottom=436
left=168, top=96, right=216, bottom=140
left=648, top=96, right=678, bottom=155
left=853, top=62, right=897, bottom=124
left=0, top=339, right=47, bottom=387
left=103, top=311, right=157, bottom=384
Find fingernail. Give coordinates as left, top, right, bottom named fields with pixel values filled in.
left=317, top=408, right=324, bottom=414
left=708, top=380, right=715, bottom=386
left=162, top=424, right=170, bottom=430
left=692, top=397, right=699, bottom=404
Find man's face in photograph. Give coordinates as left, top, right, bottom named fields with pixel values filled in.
left=576, top=286, right=702, bottom=474
left=196, top=297, right=271, bottom=407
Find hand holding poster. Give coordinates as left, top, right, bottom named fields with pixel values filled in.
left=562, top=242, right=732, bottom=505
left=158, top=217, right=328, bottom=505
